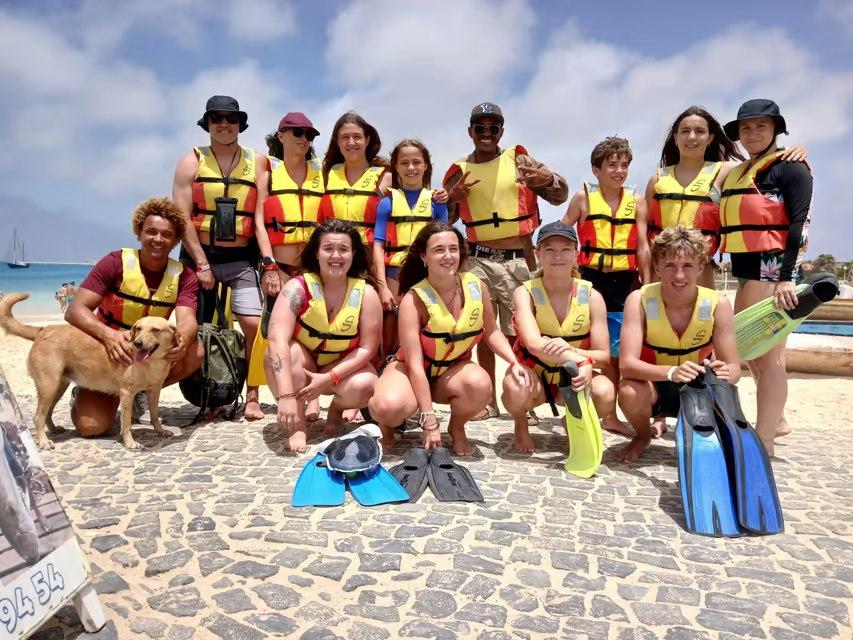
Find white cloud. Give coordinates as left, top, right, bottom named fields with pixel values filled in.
left=1, top=1, right=852, bottom=260
left=228, top=0, right=296, bottom=43
left=819, top=0, right=853, bottom=37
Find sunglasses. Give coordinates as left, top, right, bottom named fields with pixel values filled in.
left=279, top=127, right=317, bottom=142
left=474, top=124, right=501, bottom=136
left=209, top=113, right=240, bottom=125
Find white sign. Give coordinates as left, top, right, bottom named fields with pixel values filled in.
left=0, top=365, right=104, bottom=639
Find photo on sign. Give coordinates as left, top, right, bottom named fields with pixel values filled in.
left=0, top=379, right=74, bottom=587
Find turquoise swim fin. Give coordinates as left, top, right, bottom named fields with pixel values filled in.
left=734, top=272, right=838, bottom=361
left=292, top=454, right=345, bottom=507
left=347, top=465, right=410, bottom=507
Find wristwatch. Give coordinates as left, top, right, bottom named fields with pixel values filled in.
left=261, top=256, right=279, bottom=271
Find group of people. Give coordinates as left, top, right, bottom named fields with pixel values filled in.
left=62, top=94, right=812, bottom=463
left=55, top=282, right=76, bottom=313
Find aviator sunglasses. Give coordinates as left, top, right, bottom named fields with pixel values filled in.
left=279, top=127, right=317, bottom=141
left=474, top=124, right=501, bottom=135
left=208, top=113, right=241, bottom=125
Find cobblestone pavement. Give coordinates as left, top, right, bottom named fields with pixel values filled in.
left=19, top=395, right=853, bottom=640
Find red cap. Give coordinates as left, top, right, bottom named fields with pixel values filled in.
left=277, top=112, right=319, bottom=136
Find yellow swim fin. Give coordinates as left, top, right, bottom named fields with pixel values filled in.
left=559, top=362, right=603, bottom=479
left=247, top=295, right=274, bottom=387
left=211, top=282, right=234, bottom=329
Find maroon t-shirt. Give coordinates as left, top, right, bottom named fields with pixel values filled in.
left=80, top=251, right=198, bottom=311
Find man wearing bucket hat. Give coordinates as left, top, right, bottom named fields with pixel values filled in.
left=172, top=95, right=269, bottom=420
left=443, top=102, right=569, bottom=421
left=719, top=98, right=813, bottom=455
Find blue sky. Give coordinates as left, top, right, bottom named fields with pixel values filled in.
left=1, top=0, right=852, bottom=263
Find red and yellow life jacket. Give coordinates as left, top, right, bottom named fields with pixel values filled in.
left=513, top=278, right=592, bottom=384
left=719, top=150, right=796, bottom=254
left=578, top=182, right=638, bottom=271
left=451, top=146, right=539, bottom=242
left=384, top=188, right=434, bottom=267
left=409, top=272, right=484, bottom=378
left=97, top=249, right=182, bottom=331
left=640, top=283, right=717, bottom=366
left=323, top=164, right=385, bottom=244
left=263, top=158, right=324, bottom=245
left=293, top=272, right=365, bottom=366
left=192, top=146, right=258, bottom=238
left=649, top=161, right=722, bottom=257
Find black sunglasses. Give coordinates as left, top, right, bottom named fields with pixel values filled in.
left=209, top=113, right=240, bottom=125
left=474, top=124, right=501, bottom=136
left=279, top=127, right=317, bottom=142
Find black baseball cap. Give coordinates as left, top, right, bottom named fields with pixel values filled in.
left=724, top=99, right=788, bottom=141
left=536, top=221, right=578, bottom=245
left=198, top=95, right=249, bottom=133
left=470, top=102, right=504, bottom=125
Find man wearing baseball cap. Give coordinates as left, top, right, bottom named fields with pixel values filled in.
left=503, top=221, right=614, bottom=452
left=443, top=102, right=569, bottom=421
left=172, top=95, right=269, bottom=420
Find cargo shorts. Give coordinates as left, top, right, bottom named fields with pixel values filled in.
left=466, top=255, right=530, bottom=336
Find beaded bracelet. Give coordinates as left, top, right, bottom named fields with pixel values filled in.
left=277, top=391, right=296, bottom=399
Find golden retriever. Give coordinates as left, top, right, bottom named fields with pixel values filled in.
left=0, top=293, right=177, bottom=450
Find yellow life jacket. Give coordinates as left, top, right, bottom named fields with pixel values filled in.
left=719, top=150, right=791, bottom=254
left=640, top=283, right=717, bottom=366
left=513, top=277, right=592, bottom=383
left=263, top=158, right=324, bottom=245
left=324, top=163, right=385, bottom=244
left=454, top=146, right=538, bottom=242
left=97, top=249, right=182, bottom=331
left=384, top=188, right=434, bottom=267
left=411, top=272, right=484, bottom=378
left=577, top=182, right=639, bottom=271
left=192, top=146, right=258, bottom=237
left=294, top=272, right=365, bottom=366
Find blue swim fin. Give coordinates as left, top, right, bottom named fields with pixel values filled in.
left=705, top=371, right=784, bottom=535
left=676, top=381, right=742, bottom=538
left=292, top=454, right=345, bottom=507
left=347, top=465, right=410, bottom=507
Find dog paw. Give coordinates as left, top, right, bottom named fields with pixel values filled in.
left=38, top=439, right=55, bottom=451
left=123, top=440, right=144, bottom=450
left=155, top=430, right=174, bottom=439
left=46, top=426, right=67, bottom=435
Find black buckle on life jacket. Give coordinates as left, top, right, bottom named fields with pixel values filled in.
left=113, top=291, right=176, bottom=309
left=266, top=219, right=317, bottom=234
left=297, top=317, right=355, bottom=342
left=97, top=308, right=133, bottom=330
left=464, top=211, right=534, bottom=228
left=422, top=327, right=484, bottom=344
left=642, top=338, right=713, bottom=357
left=654, top=193, right=713, bottom=203
left=720, top=224, right=788, bottom=234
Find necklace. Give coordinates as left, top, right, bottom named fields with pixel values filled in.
left=435, top=275, right=461, bottom=306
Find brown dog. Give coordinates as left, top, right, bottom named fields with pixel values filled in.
left=0, top=293, right=177, bottom=450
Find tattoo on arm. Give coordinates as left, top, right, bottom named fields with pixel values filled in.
left=282, top=289, right=304, bottom=315
left=272, top=354, right=283, bottom=373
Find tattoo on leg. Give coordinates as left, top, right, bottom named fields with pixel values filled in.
left=282, top=289, right=304, bottom=315
left=272, top=354, right=284, bottom=373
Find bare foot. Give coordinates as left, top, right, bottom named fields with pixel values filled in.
left=650, top=417, right=667, bottom=439
left=602, top=414, right=635, bottom=437
left=305, top=398, right=320, bottom=424
left=379, top=434, right=396, bottom=450
left=762, top=437, right=775, bottom=457
left=471, top=405, right=498, bottom=421
left=203, top=406, right=229, bottom=420
left=449, top=423, right=475, bottom=456
left=286, top=429, right=308, bottom=453
left=324, top=405, right=344, bottom=437
left=526, top=410, right=539, bottom=427
left=342, top=408, right=363, bottom=422
left=615, top=436, right=650, bottom=465
left=775, top=418, right=791, bottom=438
left=512, top=420, right=535, bottom=453
left=323, top=421, right=342, bottom=438
left=244, top=400, right=264, bottom=421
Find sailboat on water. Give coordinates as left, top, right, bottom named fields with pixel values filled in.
left=5, top=228, right=30, bottom=269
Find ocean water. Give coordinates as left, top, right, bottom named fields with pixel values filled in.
left=795, top=322, right=853, bottom=337
left=0, top=263, right=95, bottom=317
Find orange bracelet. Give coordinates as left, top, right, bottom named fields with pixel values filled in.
left=577, top=358, right=593, bottom=368
left=329, top=370, right=340, bottom=385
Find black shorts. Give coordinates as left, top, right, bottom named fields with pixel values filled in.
left=651, top=381, right=681, bottom=418
left=579, top=267, right=636, bottom=312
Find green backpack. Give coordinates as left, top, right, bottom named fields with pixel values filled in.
left=180, top=287, right=248, bottom=422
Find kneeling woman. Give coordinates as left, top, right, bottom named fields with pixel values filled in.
left=503, top=222, right=615, bottom=453
left=265, top=219, right=382, bottom=453
left=368, top=222, right=534, bottom=456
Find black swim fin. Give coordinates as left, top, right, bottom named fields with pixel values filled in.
left=426, top=447, right=483, bottom=502
left=389, top=448, right=430, bottom=502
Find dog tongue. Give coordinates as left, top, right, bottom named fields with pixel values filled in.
left=135, top=350, right=152, bottom=363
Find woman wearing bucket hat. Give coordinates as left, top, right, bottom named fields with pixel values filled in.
left=246, top=113, right=324, bottom=420
left=719, top=98, right=813, bottom=455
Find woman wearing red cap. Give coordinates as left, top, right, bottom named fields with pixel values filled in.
left=249, top=113, right=324, bottom=420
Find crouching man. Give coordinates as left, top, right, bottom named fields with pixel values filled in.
left=65, top=198, right=204, bottom=436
